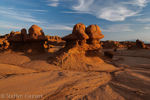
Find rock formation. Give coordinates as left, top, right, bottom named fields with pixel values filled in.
left=0, top=25, right=65, bottom=53
left=86, top=24, right=104, bottom=50
left=8, top=25, right=48, bottom=53
left=0, top=34, right=10, bottom=50
left=102, top=41, right=124, bottom=49
left=128, top=39, right=148, bottom=49
left=61, top=23, right=104, bottom=51
left=62, top=23, right=89, bottom=51
left=48, top=23, right=107, bottom=71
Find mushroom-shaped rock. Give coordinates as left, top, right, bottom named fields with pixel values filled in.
left=86, top=24, right=104, bottom=39
left=28, top=25, right=44, bottom=36
left=72, top=23, right=86, bottom=34
left=74, top=29, right=89, bottom=40
left=62, top=34, right=78, bottom=41
left=27, top=25, right=47, bottom=41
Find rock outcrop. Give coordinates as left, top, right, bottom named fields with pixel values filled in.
left=128, top=39, right=148, bottom=49
left=0, top=35, right=10, bottom=50
left=86, top=24, right=104, bottom=50
left=62, top=23, right=104, bottom=51
left=8, top=25, right=48, bottom=53
left=102, top=41, right=124, bottom=49
left=48, top=23, right=107, bottom=71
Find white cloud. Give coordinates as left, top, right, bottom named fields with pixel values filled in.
left=48, top=3, right=59, bottom=7
left=0, top=7, right=43, bottom=23
left=70, top=0, right=150, bottom=21
left=0, top=20, right=72, bottom=31
left=145, top=27, right=150, bottom=29
left=0, top=21, right=26, bottom=30
left=42, top=25, right=72, bottom=30
left=47, top=0, right=60, bottom=7
left=101, top=24, right=133, bottom=32
left=136, top=18, right=150, bottom=22
left=0, top=25, right=22, bottom=29
left=49, top=0, right=59, bottom=1
left=61, top=11, right=88, bottom=13
left=20, top=9, right=49, bottom=12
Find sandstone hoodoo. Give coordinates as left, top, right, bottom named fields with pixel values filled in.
left=62, top=23, right=104, bottom=51
left=47, top=23, right=116, bottom=71
left=8, top=25, right=48, bottom=53
left=62, top=23, right=89, bottom=51
left=86, top=24, right=104, bottom=50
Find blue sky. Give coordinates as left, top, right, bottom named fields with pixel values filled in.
left=0, top=0, right=150, bottom=42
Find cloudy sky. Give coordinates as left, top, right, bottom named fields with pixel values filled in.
left=0, top=0, right=150, bottom=42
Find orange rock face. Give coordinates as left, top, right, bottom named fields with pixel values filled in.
left=7, top=25, right=48, bottom=53
left=62, top=23, right=89, bottom=41
left=72, top=23, right=86, bottom=34
left=74, top=29, right=89, bottom=40
left=28, top=25, right=45, bottom=36
left=62, top=23, right=104, bottom=51
left=86, top=24, right=104, bottom=39
left=62, top=34, right=78, bottom=40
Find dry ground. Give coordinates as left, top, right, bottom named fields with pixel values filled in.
left=0, top=48, right=150, bottom=100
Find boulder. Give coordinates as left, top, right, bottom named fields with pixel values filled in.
left=114, top=48, right=117, bottom=51
left=104, top=51, right=113, bottom=58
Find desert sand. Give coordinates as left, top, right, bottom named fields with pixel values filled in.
left=0, top=24, right=150, bottom=100
left=0, top=48, right=150, bottom=100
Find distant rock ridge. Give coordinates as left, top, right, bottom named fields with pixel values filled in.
left=128, top=39, right=149, bottom=49
left=101, top=40, right=124, bottom=49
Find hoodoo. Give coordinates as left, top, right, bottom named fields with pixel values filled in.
left=8, top=25, right=48, bottom=53
left=47, top=23, right=115, bottom=71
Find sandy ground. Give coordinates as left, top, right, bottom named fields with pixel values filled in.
left=0, top=48, right=150, bottom=100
